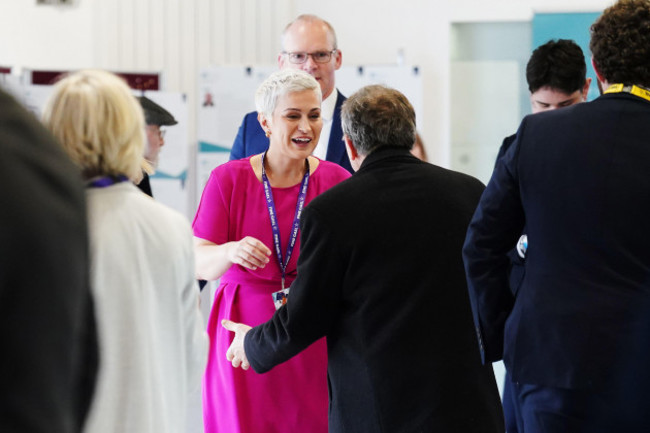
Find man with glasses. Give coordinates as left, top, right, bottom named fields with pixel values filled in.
left=229, top=14, right=352, bottom=173
left=136, top=95, right=178, bottom=196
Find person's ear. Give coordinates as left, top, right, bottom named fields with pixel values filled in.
left=258, top=113, right=271, bottom=136
left=344, top=135, right=358, bottom=161
left=334, top=49, right=343, bottom=70
left=591, top=57, right=606, bottom=86
left=582, top=77, right=592, bottom=101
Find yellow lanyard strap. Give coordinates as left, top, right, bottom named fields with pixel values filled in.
left=604, top=83, right=650, bottom=102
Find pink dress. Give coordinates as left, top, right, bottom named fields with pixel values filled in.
left=193, top=156, right=350, bottom=433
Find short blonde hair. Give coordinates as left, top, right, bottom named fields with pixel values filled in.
left=43, top=69, right=146, bottom=180
left=255, top=69, right=321, bottom=117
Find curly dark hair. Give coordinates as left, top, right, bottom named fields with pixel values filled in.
left=590, top=0, right=650, bottom=87
left=526, top=39, right=587, bottom=94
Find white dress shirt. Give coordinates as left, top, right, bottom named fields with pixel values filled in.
left=312, top=88, right=338, bottom=160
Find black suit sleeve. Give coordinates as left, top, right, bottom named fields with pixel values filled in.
left=463, top=124, right=525, bottom=363
left=245, top=205, right=343, bottom=373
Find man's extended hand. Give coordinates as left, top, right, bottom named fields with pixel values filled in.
left=222, top=319, right=253, bottom=370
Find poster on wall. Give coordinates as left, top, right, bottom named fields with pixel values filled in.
left=196, top=65, right=275, bottom=202
left=22, top=84, right=54, bottom=118
left=343, top=65, right=423, bottom=130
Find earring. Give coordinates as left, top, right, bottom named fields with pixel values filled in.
left=265, top=130, right=271, bottom=138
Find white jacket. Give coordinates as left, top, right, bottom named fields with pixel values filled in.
left=83, top=182, right=207, bottom=433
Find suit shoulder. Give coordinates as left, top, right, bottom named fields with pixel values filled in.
left=428, top=163, right=485, bottom=188
left=420, top=164, right=486, bottom=206
left=501, top=134, right=516, bottom=151
left=305, top=172, right=354, bottom=212
left=242, top=110, right=258, bottom=123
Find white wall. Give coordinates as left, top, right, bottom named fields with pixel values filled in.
left=297, top=0, right=612, bottom=166
left=1, top=0, right=614, bottom=167
left=0, top=0, right=94, bottom=69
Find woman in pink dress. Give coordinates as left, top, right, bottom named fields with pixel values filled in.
left=193, top=69, right=350, bottom=433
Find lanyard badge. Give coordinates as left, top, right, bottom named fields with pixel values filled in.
left=272, top=288, right=290, bottom=310
left=261, top=152, right=310, bottom=310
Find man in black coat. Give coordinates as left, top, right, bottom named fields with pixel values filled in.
left=0, top=88, right=97, bottom=432
left=463, top=1, right=650, bottom=431
left=223, top=85, right=504, bottom=432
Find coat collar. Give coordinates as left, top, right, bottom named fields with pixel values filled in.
left=357, top=146, right=415, bottom=172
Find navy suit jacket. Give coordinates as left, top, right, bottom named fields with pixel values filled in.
left=229, top=90, right=353, bottom=173
left=245, top=148, right=504, bottom=433
left=464, top=92, right=650, bottom=395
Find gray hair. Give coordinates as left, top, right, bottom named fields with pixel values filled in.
left=255, top=69, right=322, bottom=117
left=341, top=85, right=416, bottom=156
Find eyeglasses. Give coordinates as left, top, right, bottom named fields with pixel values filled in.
left=282, top=50, right=337, bottom=64
left=147, top=125, right=166, bottom=139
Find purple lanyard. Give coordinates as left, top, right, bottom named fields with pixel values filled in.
left=261, top=152, right=310, bottom=289
left=86, top=174, right=129, bottom=188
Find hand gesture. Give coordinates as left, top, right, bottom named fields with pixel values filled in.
left=228, top=237, right=271, bottom=270
left=222, top=319, right=253, bottom=370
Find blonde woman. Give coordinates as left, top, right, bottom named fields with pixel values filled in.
left=43, top=69, right=208, bottom=433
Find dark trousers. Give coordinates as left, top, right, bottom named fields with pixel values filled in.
left=508, top=379, right=650, bottom=433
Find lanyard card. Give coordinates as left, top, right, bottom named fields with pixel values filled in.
left=272, top=287, right=290, bottom=310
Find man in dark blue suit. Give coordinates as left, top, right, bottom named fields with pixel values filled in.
left=463, top=1, right=650, bottom=431
left=496, top=38, right=590, bottom=433
left=229, top=14, right=353, bottom=173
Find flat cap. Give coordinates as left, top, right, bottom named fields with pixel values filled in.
left=137, top=96, right=178, bottom=126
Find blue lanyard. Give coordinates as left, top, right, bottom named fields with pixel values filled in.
left=86, top=174, right=129, bottom=188
left=261, top=152, right=310, bottom=289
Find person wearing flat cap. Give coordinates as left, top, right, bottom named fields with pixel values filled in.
left=136, top=96, right=178, bottom=196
